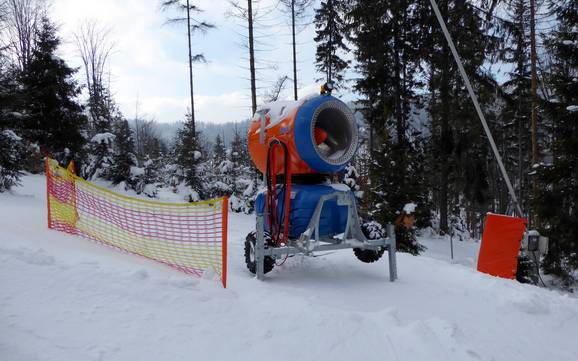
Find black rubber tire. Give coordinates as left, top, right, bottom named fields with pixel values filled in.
left=244, top=231, right=275, bottom=274
left=353, top=247, right=385, bottom=263
left=353, top=223, right=386, bottom=263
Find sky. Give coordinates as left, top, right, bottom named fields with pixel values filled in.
left=51, top=0, right=328, bottom=124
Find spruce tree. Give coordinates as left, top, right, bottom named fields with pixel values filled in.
left=212, top=133, right=226, bottom=166
left=0, top=130, right=25, bottom=192
left=349, top=0, right=429, bottom=254
left=537, top=0, right=578, bottom=288
left=230, top=127, right=250, bottom=167
left=0, top=48, right=26, bottom=190
left=18, top=16, right=86, bottom=164
left=140, top=151, right=163, bottom=197
left=81, top=85, right=123, bottom=180
left=174, top=113, right=204, bottom=200
left=108, top=119, right=137, bottom=187
left=423, top=0, right=501, bottom=234
left=314, top=0, right=349, bottom=87
left=342, top=164, right=360, bottom=197
left=230, top=127, right=258, bottom=213
left=497, top=0, right=533, bottom=216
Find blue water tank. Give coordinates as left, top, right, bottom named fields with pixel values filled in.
left=255, top=184, right=350, bottom=238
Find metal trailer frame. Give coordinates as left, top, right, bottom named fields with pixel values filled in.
left=254, top=190, right=397, bottom=281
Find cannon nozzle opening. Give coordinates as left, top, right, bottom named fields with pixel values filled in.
left=311, top=100, right=358, bottom=166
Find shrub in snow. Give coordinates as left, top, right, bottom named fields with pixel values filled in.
left=82, top=131, right=116, bottom=180
left=134, top=155, right=163, bottom=197
left=0, top=130, right=25, bottom=192
left=449, top=207, right=471, bottom=242
left=173, top=117, right=204, bottom=198
left=229, top=194, right=243, bottom=212
left=107, top=120, right=139, bottom=190
left=238, top=177, right=258, bottom=213
left=91, top=132, right=115, bottom=145
left=342, top=164, right=361, bottom=197
left=361, top=221, right=385, bottom=239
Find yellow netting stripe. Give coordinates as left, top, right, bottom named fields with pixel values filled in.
left=45, top=157, right=228, bottom=288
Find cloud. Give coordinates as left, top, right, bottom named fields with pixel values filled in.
left=51, top=0, right=329, bottom=124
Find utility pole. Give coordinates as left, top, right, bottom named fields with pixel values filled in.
left=529, top=0, right=539, bottom=226
left=248, top=0, right=257, bottom=114
left=186, top=0, right=196, bottom=134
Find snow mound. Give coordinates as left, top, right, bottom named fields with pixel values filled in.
left=91, top=132, right=116, bottom=144
left=2, top=129, right=22, bottom=141
left=255, top=93, right=319, bottom=129
left=403, top=202, right=417, bottom=214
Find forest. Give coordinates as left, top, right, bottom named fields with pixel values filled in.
left=0, top=0, right=576, bottom=288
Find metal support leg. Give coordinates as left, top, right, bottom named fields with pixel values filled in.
left=256, top=214, right=265, bottom=280
left=387, top=224, right=397, bottom=281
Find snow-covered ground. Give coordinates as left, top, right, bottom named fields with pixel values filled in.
left=2, top=175, right=578, bottom=361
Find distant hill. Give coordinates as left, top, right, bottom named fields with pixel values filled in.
left=131, top=119, right=252, bottom=148
left=136, top=97, right=429, bottom=150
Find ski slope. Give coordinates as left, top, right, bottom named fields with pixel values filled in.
left=1, top=175, right=577, bottom=361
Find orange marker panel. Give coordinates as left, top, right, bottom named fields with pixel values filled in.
left=477, top=213, right=527, bottom=279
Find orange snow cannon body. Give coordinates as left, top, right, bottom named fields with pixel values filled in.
left=248, top=95, right=359, bottom=176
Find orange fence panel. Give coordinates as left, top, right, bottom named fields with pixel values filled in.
left=477, top=213, right=526, bottom=279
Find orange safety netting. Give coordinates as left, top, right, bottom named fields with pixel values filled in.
left=45, top=158, right=228, bottom=287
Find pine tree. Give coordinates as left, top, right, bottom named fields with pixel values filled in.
left=498, top=0, right=533, bottom=216
left=349, top=0, right=429, bottom=254
left=0, top=129, right=25, bottom=192
left=229, top=128, right=258, bottom=213
left=314, top=0, right=349, bottom=87
left=537, top=0, right=578, bottom=288
left=212, top=133, right=226, bottom=165
left=140, top=152, right=163, bottom=197
left=423, top=0, right=501, bottom=234
left=81, top=101, right=121, bottom=180
left=18, top=16, right=86, bottom=164
left=160, top=0, right=214, bottom=132
left=342, top=164, right=359, bottom=194
left=0, top=47, right=26, bottom=190
left=230, top=128, right=250, bottom=167
left=108, top=119, right=137, bottom=187
left=174, top=112, right=204, bottom=200
left=279, top=0, right=314, bottom=100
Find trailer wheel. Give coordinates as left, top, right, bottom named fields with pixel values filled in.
left=353, top=222, right=386, bottom=263
left=244, top=231, right=275, bottom=274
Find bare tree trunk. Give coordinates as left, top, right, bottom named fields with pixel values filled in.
left=186, top=0, right=196, bottom=134
left=134, top=95, right=142, bottom=165
left=291, top=0, right=298, bottom=100
left=5, top=0, right=45, bottom=72
left=74, top=21, right=115, bottom=134
left=247, top=0, right=257, bottom=114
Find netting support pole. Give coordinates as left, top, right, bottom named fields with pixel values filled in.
left=387, top=224, right=397, bottom=281
left=45, top=156, right=52, bottom=229
left=428, top=0, right=523, bottom=218
left=256, top=214, right=265, bottom=280
left=221, top=197, right=229, bottom=288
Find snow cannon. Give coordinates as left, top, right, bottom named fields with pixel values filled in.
left=244, top=87, right=397, bottom=282
left=248, top=94, right=359, bottom=177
